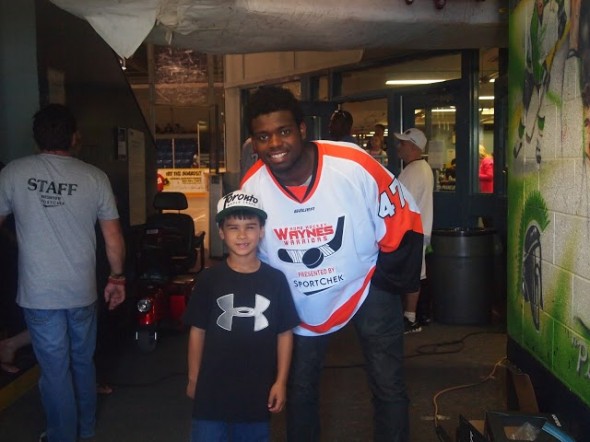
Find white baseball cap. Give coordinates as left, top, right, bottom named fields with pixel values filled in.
left=394, top=128, right=428, bottom=151
left=216, top=190, right=267, bottom=223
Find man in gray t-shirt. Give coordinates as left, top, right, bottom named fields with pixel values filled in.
left=0, top=104, right=126, bottom=442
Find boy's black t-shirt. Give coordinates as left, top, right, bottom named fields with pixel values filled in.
left=184, top=260, right=300, bottom=422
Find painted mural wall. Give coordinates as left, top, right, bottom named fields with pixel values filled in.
left=508, top=0, right=590, bottom=406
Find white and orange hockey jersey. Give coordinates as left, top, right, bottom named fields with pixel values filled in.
left=241, top=141, right=423, bottom=336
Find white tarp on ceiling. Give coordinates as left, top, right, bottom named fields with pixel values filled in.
left=49, top=0, right=507, bottom=58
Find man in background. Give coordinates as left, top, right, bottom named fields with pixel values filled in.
left=395, top=128, right=434, bottom=334
left=0, top=104, right=126, bottom=442
left=372, top=123, right=386, bottom=147
left=328, top=109, right=357, bottom=144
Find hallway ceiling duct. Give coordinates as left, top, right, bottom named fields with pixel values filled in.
left=49, top=0, right=508, bottom=59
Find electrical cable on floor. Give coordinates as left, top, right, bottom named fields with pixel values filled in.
left=406, top=329, right=506, bottom=359
left=324, top=328, right=506, bottom=368
left=432, top=356, right=509, bottom=441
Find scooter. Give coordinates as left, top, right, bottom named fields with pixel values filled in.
left=134, top=192, right=205, bottom=352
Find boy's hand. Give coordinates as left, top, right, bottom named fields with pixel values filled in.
left=186, top=379, right=196, bottom=399
left=268, top=382, right=286, bottom=413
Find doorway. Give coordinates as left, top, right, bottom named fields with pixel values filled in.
left=400, top=80, right=464, bottom=228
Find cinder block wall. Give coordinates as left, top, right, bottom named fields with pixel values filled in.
left=507, top=0, right=590, bottom=407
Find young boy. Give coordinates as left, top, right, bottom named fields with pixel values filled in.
left=184, top=190, right=300, bottom=442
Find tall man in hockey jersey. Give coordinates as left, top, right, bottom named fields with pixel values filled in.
left=241, top=87, right=424, bottom=442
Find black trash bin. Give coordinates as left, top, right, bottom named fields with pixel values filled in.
left=430, top=228, right=495, bottom=325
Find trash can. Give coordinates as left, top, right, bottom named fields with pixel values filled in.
left=430, top=228, right=495, bottom=325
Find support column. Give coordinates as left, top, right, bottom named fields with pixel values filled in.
left=0, top=0, right=39, bottom=162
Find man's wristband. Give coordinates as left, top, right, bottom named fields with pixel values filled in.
left=108, top=273, right=126, bottom=286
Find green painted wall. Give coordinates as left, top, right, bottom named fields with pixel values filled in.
left=508, top=0, right=590, bottom=406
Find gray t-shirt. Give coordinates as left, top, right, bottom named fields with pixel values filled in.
left=0, top=153, right=119, bottom=309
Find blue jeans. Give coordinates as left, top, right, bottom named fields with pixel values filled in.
left=286, top=285, right=409, bottom=442
left=24, top=303, right=98, bottom=442
left=190, top=419, right=270, bottom=442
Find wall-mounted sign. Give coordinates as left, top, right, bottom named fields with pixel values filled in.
left=47, top=68, right=65, bottom=104
left=157, top=168, right=208, bottom=194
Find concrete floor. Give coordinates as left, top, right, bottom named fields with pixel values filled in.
left=0, top=318, right=507, bottom=442
left=0, top=194, right=511, bottom=440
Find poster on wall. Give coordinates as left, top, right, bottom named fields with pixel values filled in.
left=508, top=0, right=590, bottom=407
left=157, top=168, right=208, bottom=194
left=427, top=140, right=444, bottom=169
left=128, top=128, right=146, bottom=226
left=47, top=68, right=65, bottom=104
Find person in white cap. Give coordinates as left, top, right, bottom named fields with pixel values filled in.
left=183, top=190, right=300, bottom=442
left=394, top=128, right=434, bottom=334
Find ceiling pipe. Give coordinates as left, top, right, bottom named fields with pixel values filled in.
left=406, top=0, right=484, bottom=7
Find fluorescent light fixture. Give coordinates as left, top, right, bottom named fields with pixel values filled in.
left=385, top=79, right=445, bottom=85
left=432, top=107, right=456, bottom=113
left=481, top=73, right=499, bottom=83
left=479, top=96, right=495, bottom=100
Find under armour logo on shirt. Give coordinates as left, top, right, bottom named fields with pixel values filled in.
left=216, top=294, right=270, bottom=331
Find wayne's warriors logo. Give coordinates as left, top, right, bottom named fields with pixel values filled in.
left=274, top=216, right=345, bottom=296
left=276, top=216, right=344, bottom=269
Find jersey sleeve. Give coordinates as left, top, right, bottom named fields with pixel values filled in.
left=362, top=160, right=424, bottom=295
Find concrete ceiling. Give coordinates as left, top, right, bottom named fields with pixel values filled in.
left=49, top=0, right=508, bottom=59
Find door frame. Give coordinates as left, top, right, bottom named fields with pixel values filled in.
left=399, top=79, right=468, bottom=229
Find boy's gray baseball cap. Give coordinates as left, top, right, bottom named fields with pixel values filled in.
left=216, top=190, right=267, bottom=223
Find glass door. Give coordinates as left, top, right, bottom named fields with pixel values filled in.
left=300, top=102, right=338, bottom=140
left=399, top=80, right=466, bottom=228
left=402, top=88, right=459, bottom=192
left=398, top=77, right=504, bottom=230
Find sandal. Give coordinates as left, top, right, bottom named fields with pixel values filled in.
left=0, top=339, right=19, bottom=374
left=97, top=383, right=113, bottom=395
